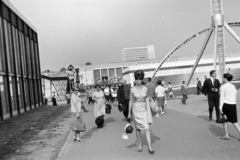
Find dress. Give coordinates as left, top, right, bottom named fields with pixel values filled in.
left=71, top=93, right=82, bottom=113
left=131, top=86, right=149, bottom=130
left=93, top=90, right=106, bottom=118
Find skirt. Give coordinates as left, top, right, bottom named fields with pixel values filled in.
left=156, top=96, right=165, bottom=108
left=132, top=102, right=149, bottom=130
left=222, top=103, right=238, bottom=123
left=94, top=99, right=106, bottom=118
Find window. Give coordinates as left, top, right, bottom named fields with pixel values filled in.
left=0, top=18, right=5, bottom=71
left=116, top=68, right=122, bottom=78
left=25, top=37, right=32, bottom=76
left=4, top=20, right=14, bottom=73
left=12, top=27, right=21, bottom=74
left=0, top=76, right=9, bottom=115
left=108, top=68, right=115, bottom=78
left=31, top=41, right=36, bottom=77
left=17, top=78, right=24, bottom=109
left=24, top=78, right=30, bottom=108
left=9, top=76, right=17, bottom=112
left=20, top=32, right=27, bottom=75
left=93, top=70, right=100, bottom=80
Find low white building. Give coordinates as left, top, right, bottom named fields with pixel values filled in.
left=122, top=54, right=240, bottom=86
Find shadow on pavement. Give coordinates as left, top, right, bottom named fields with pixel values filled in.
left=81, top=127, right=98, bottom=139
left=197, top=115, right=210, bottom=122
left=208, top=124, right=238, bottom=140
left=126, top=131, right=160, bottom=148
left=104, top=117, right=116, bottom=124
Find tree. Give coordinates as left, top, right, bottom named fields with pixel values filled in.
left=60, top=67, right=66, bottom=71
left=85, top=62, right=92, bottom=65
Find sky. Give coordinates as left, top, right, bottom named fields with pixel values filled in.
left=7, top=0, right=240, bottom=71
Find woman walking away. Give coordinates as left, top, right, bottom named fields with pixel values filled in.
left=220, top=73, right=240, bottom=140
left=104, top=85, right=112, bottom=105
left=155, top=80, right=166, bottom=115
left=71, top=88, right=84, bottom=142
left=128, top=70, right=155, bottom=154
left=93, top=85, right=106, bottom=128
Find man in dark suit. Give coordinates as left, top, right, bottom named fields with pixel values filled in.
left=202, top=70, right=221, bottom=122
left=181, top=81, right=187, bottom=104
left=196, top=78, right=202, bottom=95
left=117, top=79, right=131, bottom=119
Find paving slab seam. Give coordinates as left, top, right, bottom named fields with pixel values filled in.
left=56, top=130, right=72, bottom=159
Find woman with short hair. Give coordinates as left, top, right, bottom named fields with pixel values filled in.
left=128, top=70, right=155, bottom=154
left=155, top=80, right=166, bottom=115
left=220, top=73, right=240, bottom=140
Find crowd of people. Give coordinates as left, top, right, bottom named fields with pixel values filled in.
left=66, top=69, right=240, bottom=154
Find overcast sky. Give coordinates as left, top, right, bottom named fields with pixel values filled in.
left=8, top=0, right=240, bottom=71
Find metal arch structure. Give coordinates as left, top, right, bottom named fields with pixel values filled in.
left=151, top=22, right=240, bottom=82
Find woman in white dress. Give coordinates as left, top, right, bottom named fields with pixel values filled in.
left=71, top=88, right=84, bottom=142
left=128, top=70, right=155, bottom=154
left=92, top=85, right=106, bottom=118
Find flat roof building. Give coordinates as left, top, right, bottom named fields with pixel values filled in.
left=122, top=45, right=156, bottom=62
left=0, top=0, right=42, bottom=121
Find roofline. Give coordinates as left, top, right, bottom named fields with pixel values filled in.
left=3, top=0, right=37, bottom=32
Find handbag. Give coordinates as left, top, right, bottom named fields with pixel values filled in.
left=105, top=104, right=111, bottom=114
left=219, top=114, right=226, bottom=124
left=118, top=104, right=123, bottom=112
left=95, top=116, right=104, bottom=128
left=81, top=103, right=89, bottom=113
left=72, top=118, right=86, bottom=132
left=149, top=98, right=158, bottom=116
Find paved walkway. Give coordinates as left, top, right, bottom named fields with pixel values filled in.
left=58, top=99, right=240, bottom=160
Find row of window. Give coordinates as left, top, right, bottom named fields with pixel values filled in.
left=0, top=17, right=40, bottom=77
left=93, top=68, right=123, bottom=80
left=0, top=76, right=42, bottom=118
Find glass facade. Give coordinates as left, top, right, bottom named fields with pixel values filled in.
left=0, top=1, right=42, bottom=121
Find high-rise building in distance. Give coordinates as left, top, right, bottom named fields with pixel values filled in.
left=122, top=45, right=155, bottom=61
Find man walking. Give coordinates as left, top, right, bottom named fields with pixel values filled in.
left=181, top=81, right=187, bottom=105
left=145, top=78, right=156, bottom=100
left=168, top=82, right=175, bottom=98
left=202, top=70, right=221, bottom=122
left=117, top=79, right=131, bottom=119
left=196, top=78, right=202, bottom=95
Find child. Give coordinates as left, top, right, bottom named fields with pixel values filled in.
left=66, top=93, right=71, bottom=107
left=73, top=113, right=84, bottom=142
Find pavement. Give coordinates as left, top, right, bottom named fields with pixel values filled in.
left=58, top=96, right=240, bottom=160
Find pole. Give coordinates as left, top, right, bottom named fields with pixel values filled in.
left=186, top=25, right=214, bottom=87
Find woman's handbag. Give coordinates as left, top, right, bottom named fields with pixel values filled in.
left=148, top=98, right=159, bottom=117
left=81, top=102, right=89, bottom=113
left=105, top=104, right=111, bottom=114
left=122, top=123, right=133, bottom=139
left=72, top=118, right=86, bottom=132
left=118, top=104, right=123, bottom=112
left=95, top=116, right=104, bottom=128
left=219, top=114, right=226, bottom=124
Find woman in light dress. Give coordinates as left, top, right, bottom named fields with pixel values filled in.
left=92, top=85, right=106, bottom=118
left=128, top=70, right=155, bottom=154
left=71, top=88, right=84, bottom=142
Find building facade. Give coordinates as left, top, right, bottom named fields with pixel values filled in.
left=0, top=0, right=42, bottom=121
left=122, top=45, right=155, bottom=62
